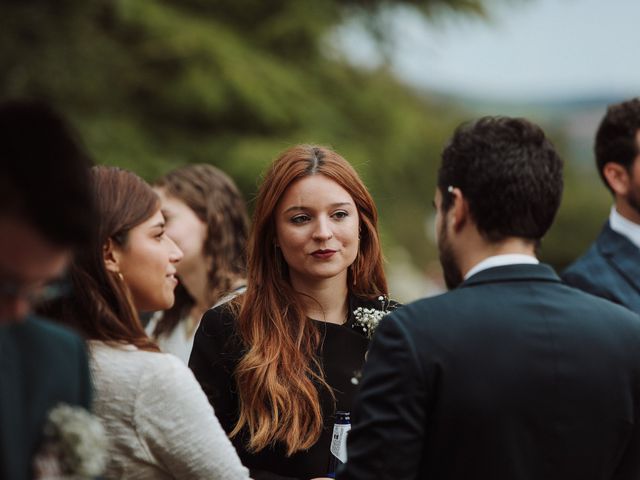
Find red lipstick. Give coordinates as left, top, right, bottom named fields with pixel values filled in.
left=311, top=249, right=336, bottom=259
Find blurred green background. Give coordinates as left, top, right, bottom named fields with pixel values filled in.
left=0, top=0, right=615, bottom=301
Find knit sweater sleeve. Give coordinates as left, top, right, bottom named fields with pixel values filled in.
left=134, top=354, right=251, bottom=479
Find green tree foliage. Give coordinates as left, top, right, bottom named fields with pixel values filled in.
left=1, top=0, right=606, bottom=291
left=1, top=0, right=483, bottom=266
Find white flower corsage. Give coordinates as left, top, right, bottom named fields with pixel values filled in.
left=351, top=296, right=396, bottom=385
left=352, top=295, right=394, bottom=339
left=32, top=403, right=108, bottom=479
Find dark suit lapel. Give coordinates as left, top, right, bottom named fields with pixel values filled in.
left=460, top=263, right=561, bottom=288
left=597, top=223, right=640, bottom=294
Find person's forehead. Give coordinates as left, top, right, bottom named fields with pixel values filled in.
left=0, top=216, right=70, bottom=283
left=279, top=175, right=354, bottom=208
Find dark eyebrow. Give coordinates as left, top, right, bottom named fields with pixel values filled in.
left=283, top=202, right=353, bottom=214
left=150, top=221, right=165, bottom=230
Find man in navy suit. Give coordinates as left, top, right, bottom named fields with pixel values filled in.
left=0, top=101, right=96, bottom=479
left=562, top=98, right=640, bottom=314
left=339, top=117, right=640, bottom=479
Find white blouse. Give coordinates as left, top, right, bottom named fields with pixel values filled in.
left=89, top=341, right=250, bottom=480
left=145, top=312, right=196, bottom=364
left=146, top=287, right=247, bottom=364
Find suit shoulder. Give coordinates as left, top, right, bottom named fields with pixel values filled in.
left=567, top=285, right=640, bottom=319
left=562, top=241, right=613, bottom=283
left=398, top=289, right=466, bottom=312
left=562, top=253, right=623, bottom=304
left=563, top=241, right=605, bottom=276
left=384, top=292, right=453, bottom=330
left=12, top=316, right=91, bottom=407
left=20, top=315, right=85, bottom=351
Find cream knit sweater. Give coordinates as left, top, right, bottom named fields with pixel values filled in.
left=89, top=341, right=251, bottom=480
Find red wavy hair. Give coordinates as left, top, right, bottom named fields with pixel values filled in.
left=232, top=145, right=387, bottom=455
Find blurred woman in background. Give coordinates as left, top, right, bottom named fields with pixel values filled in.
left=147, top=164, right=249, bottom=363
left=44, top=166, right=250, bottom=480
left=190, top=145, right=396, bottom=480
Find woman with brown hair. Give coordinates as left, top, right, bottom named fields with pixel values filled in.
left=44, top=166, right=250, bottom=479
left=146, top=164, right=249, bottom=363
left=190, top=145, right=396, bottom=480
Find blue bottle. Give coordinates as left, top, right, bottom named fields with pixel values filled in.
left=327, top=411, right=351, bottom=478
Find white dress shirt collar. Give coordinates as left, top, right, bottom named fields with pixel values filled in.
left=464, top=254, right=540, bottom=280
left=609, top=206, right=640, bottom=249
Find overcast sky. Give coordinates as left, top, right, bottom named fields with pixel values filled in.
left=335, top=0, right=640, bottom=101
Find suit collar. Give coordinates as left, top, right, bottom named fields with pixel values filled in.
left=598, top=221, right=640, bottom=256
left=609, top=207, right=640, bottom=249
left=597, top=222, right=640, bottom=293
left=460, top=263, right=561, bottom=289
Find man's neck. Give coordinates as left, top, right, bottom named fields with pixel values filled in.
left=614, top=198, right=640, bottom=225
left=458, top=237, right=538, bottom=280
left=610, top=205, right=640, bottom=250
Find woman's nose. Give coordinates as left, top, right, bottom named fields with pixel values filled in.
left=312, top=217, right=333, bottom=240
left=168, top=237, right=184, bottom=263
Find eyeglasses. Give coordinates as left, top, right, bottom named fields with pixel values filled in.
left=0, top=278, right=71, bottom=305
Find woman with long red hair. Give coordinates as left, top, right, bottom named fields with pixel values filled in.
left=190, top=145, right=396, bottom=479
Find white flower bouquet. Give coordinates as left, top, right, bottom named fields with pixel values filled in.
left=352, top=296, right=394, bottom=339
left=33, top=403, right=108, bottom=479
left=351, top=296, right=396, bottom=385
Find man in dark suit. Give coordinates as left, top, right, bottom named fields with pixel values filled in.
left=0, top=101, right=96, bottom=479
left=562, top=98, right=640, bottom=314
left=339, top=117, right=640, bottom=479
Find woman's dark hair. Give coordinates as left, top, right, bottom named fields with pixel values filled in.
left=42, top=166, right=160, bottom=351
left=595, top=98, right=640, bottom=192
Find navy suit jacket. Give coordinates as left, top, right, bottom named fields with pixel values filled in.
left=562, top=222, right=640, bottom=315
left=339, top=264, right=640, bottom=480
left=0, top=316, right=92, bottom=480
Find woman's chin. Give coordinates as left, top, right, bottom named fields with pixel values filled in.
left=159, top=295, right=176, bottom=311
left=139, top=296, right=175, bottom=313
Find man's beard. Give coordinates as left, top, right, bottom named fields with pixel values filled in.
left=626, top=183, right=640, bottom=218
left=437, top=217, right=464, bottom=290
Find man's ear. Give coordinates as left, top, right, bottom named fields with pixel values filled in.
left=448, top=187, right=469, bottom=232
left=103, top=238, right=121, bottom=273
left=603, top=162, right=631, bottom=196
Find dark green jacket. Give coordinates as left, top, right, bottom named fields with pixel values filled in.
left=0, top=315, right=91, bottom=480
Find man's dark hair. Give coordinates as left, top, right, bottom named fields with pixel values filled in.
left=594, top=97, right=640, bottom=192
left=0, top=100, right=94, bottom=246
left=438, top=116, right=563, bottom=243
